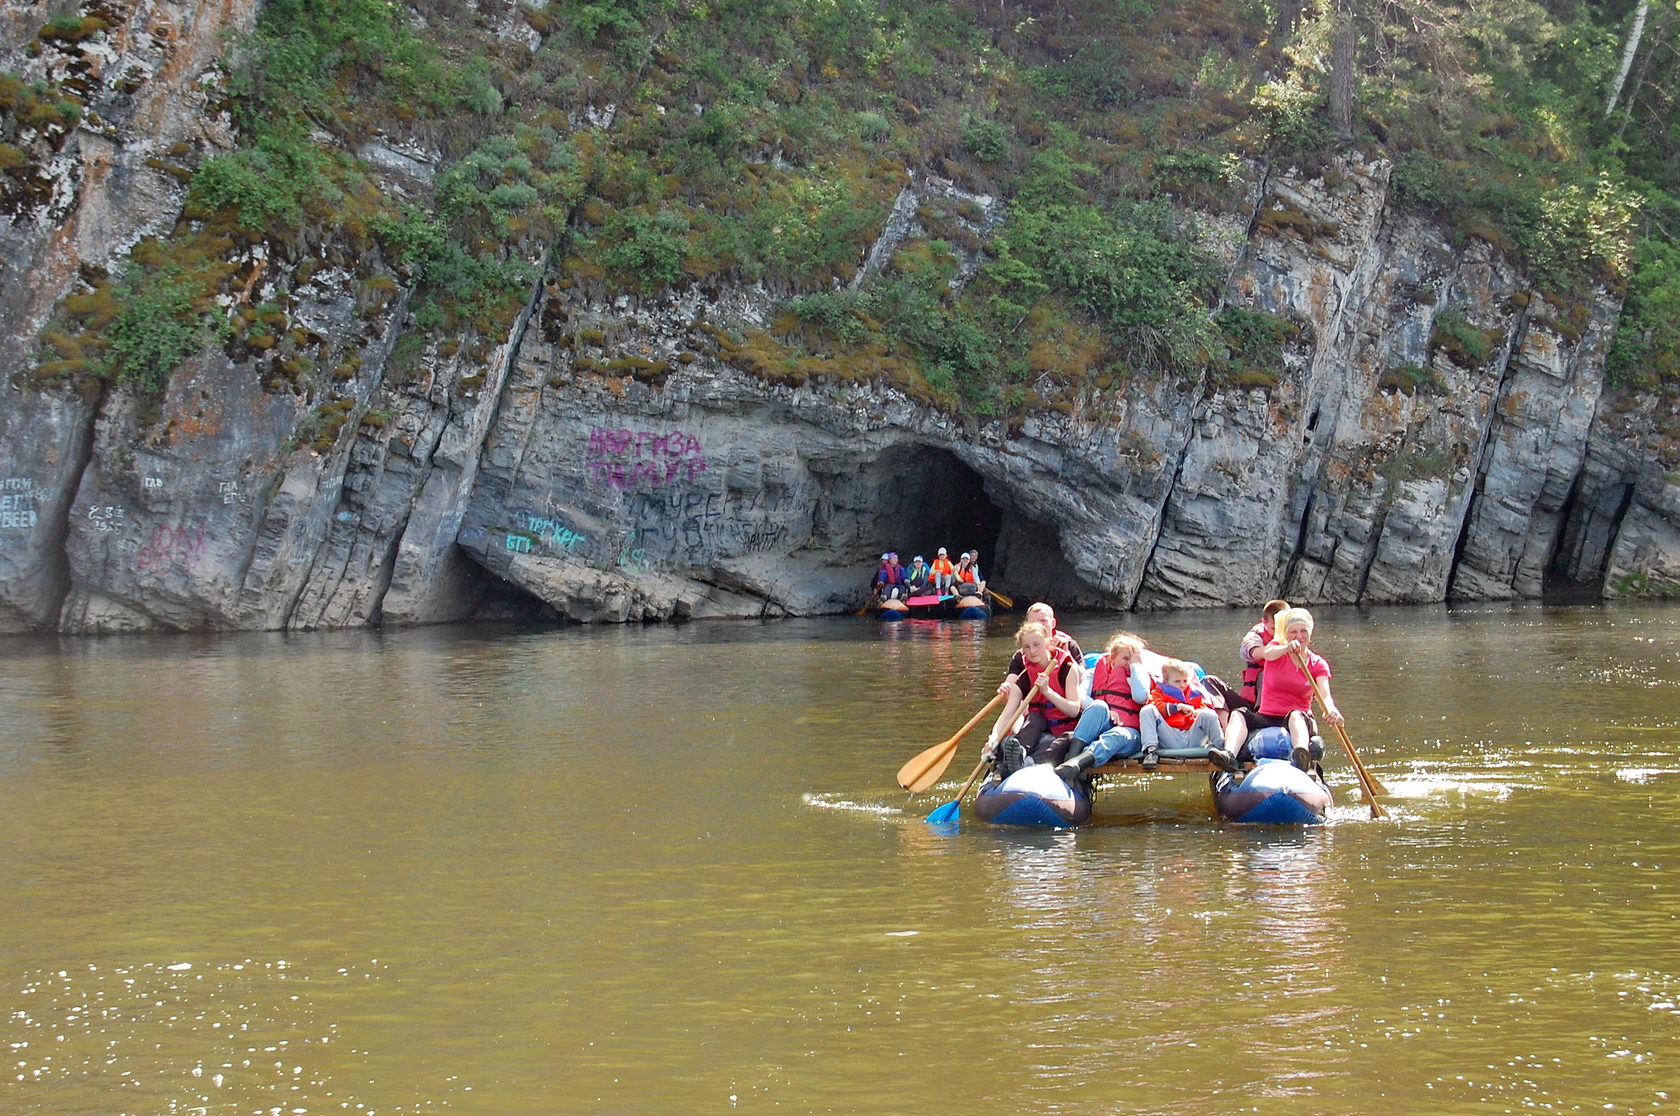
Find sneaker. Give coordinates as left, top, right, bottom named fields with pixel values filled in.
left=996, top=736, right=1026, bottom=777
left=1290, top=745, right=1311, bottom=772
left=1141, top=744, right=1160, bottom=770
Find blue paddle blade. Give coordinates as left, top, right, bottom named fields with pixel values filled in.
left=925, top=798, right=960, bottom=824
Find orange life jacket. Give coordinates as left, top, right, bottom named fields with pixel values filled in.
left=1147, top=680, right=1206, bottom=731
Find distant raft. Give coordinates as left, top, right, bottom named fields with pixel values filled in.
left=972, top=762, right=1092, bottom=829
left=875, top=593, right=991, bottom=621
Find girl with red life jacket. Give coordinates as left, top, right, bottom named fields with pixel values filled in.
left=1237, top=598, right=1290, bottom=708
left=1137, top=659, right=1225, bottom=769
left=981, top=620, right=1082, bottom=776
left=1054, top=632, right=1154, bottom=780
left=1214, top=607, right=1342, bottom=773
left=996, top=602, right=1085, bottom=696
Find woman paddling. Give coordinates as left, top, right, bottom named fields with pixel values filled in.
left=981, top=620, right=1082, bottom=776
left=1213, top=606, right=1342, bottom=773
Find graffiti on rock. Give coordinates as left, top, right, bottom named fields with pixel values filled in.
left=1, top=479, right=39, bottom=531
left=584, top=427, right=707, bottom=490
left=136, top=523, right=207, bottom=573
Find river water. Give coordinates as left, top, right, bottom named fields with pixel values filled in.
left=0, top=603, right=1675, bottom=1115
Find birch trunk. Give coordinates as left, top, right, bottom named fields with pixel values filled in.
left=1605, top=0, right=1651, bottom=120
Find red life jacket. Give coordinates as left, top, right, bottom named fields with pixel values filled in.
left=1239, top=622, right=1270, bottom=705
left=1090, top=656, right=1143, bottom=728
left=1024, top=650, right=1078, bottom=735
left=1147, top=680, right=1207, bottom=731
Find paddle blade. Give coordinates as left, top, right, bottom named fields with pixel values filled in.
left=897, top=737, right=961, bottom=793
left=895, top=693, right=1004, bottom=793
left=924, top=799, right=960, bottom=824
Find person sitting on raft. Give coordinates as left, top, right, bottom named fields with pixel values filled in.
left=981, top=620, right=1083, bottom=776
left=1212, top=606, right=1341, bottom=774
left=929, top=547, right=956, bottom=593
left=905, top=555, right=931, bottom=596
left=997, top=602, right=1085, bottom=697
left=1238, top=598, right=1290, bottom=709
left=872, top=552, right=906, bottom=601
left=1054, top=632, right=1153, bottom=781
left=954, top=550, right=984, bottom=596
left=1138, top=658, right=1225, bottom=769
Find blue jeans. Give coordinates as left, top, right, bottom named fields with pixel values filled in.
left=1071, top=705, right=1142, bottom=763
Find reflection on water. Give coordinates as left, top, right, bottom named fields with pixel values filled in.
left=1, top=602, right=1677, bottom=1114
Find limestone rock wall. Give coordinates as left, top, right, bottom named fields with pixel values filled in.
left=2, top=6, right=1677, bottom=632
left=1, top=0, right=259, bottom=631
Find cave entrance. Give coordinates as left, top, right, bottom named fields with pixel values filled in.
left=1543, top=477, right=1634, bottom=602
left=849, top=444, right=1095, bottom=607
left=858, top=444, right=1003, bottom=582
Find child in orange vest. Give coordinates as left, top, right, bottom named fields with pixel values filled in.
left=1137, top=659, right=1224, bottom=769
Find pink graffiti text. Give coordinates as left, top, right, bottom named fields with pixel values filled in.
left=136, top=523, right=207, bottom=573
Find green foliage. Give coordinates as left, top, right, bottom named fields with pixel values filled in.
left=855, top=111, right=891, bottom=141
left=1388, top=151, right=1458, bottom=215
left=962, top=118, right=1011, bottom=164
left=1250, top=76, right=1332, bottom=155
left=787, top=290, right=870, bottom=345
left=866, top=270, right=993, bottom=402
left=1155, top=149, right=1239, bottom=190
left=1377, top=361, right=1450, bottom=396
left=1026, top=43, right=1134, bottom=109
left=101, top=266, right=228, bottom=392
left=986, top=188, right=1223, bottom=376
left=188, top=144, right=317, bottom=231
left=20, top=0, right=1680, bottom=438
left=1606, top=235, right=1680, bottom=388
left=599, top=208, right=691, bottom=294
left=560, top=0, right=671, bottom=45
left=1431, top=307, right=1501, bottom=368
left=291, top=397, right=357, bottom=454
left=1213, top=307, right=1293, bottom=386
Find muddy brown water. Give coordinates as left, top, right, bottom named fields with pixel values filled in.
left=1, top=602, right=1675, bottom=1114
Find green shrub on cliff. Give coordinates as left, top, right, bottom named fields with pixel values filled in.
left=20, top=0, right=1680, bottom=428
left=99, top=267, right=226, bottom=391
left=981, top=129, right=1223, bottom=378
left=1607, top=234, right=1680, bottom=389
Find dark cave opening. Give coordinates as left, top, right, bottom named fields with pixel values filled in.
left=852, top=443, right=1094, bottom=608
left=1544, top=477, right=1634, bottom=602
left=859, top=444, right=1004, bottom=579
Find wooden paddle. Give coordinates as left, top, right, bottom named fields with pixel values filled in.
left=1289, top=648, right=1389, bottom=817
left=924, top=757, right=991, bottom=823
left=921, top=669, right=1050, bottom=820
left=985, top=587, right=1014, bottom=609
left=896, top=692, right=1005, bottom=793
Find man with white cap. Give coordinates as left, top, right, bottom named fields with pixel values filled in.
left=905, top=555, right=931, bottom=595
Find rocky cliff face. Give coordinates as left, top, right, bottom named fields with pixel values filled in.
left=3, top=3, right=1676, bottom=633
